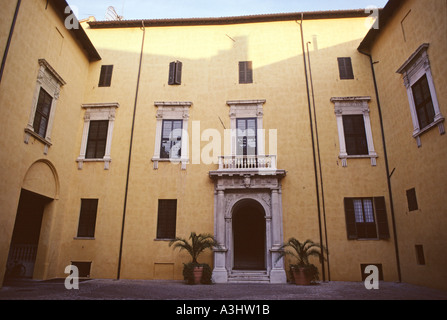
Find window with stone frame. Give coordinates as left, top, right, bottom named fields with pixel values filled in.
left=396, top=43, right=445, bottom=147
left=77, top=103, right=119, bottom=170
left=24, top=59, right=65, bottom=154
left=152, top=102, right=191, bottom=170
left=331, top=96, right=378, bottom=167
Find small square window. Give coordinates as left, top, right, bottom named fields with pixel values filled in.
left=406, top=188, right=419, bottom=212
left=77, top=199, right=98, bottom=238
left=338, top=57, right=354, bottom=80
left=414, top=244, right=425, bottom=266
left=239, top=61, right=253, bottom=84
left=98, top=65, right=113, bottom=87
left=415, top=245, right=426, bottom=265
left=168, top=61, right=182, bottom=85
left=156, top=199, right=177, bottom=239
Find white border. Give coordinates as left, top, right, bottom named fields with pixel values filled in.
left=396, top=43, right=445, bottom=147
left=24, top=59, right=66, bottom=155
left=331, top=96, right=377, bottom=167
left=151, top=101, right=192, bottom=170
left=76, top=103, right=119, bottom=170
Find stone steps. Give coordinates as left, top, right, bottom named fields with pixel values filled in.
left=228, top=270, right=270, bottom=283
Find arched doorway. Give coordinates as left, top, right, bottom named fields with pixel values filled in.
left=232, top=199, right=266, bottom=270
left=5, top=160, right=58, bottom=282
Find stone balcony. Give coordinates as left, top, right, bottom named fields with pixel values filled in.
left=217, top=155, right=277, bottom=171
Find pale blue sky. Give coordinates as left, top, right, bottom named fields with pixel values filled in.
left=66, top=0, right=389, bottom=21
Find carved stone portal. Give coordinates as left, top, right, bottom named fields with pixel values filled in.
left=209, top=169, right=287, bottom=283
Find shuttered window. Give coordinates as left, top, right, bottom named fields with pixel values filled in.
left=415, top=245, right=426, bottom=265
left=236, top=118, right=257, bottom=156
left=98, top=65, right=113, bottom=87
left=168, top=61, right=182, bottom=85
left=86, top=120, right=109, bottom=159
left=412, top=74, right=435, bottom=129
left=344, top=197, right=390, bottom=240
left=406, top=188, right=419, bottom=211
left=160, top=120, right=183, bottom=159
left=33, top=88, right=53, bottom=138
left=77, top=199, right=98, bottom=238
left=239, top=61, right=253, bottom=84
left=343, top=115, right=369, bottom=155
left=156, top=200, right=177, bottom=239
left=338, top=57, right=354, bottom=80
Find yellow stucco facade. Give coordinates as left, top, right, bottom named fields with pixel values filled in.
left=0, top=0, right=445, bottom=290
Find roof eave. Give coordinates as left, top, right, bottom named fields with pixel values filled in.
left=88, top=9, right=370, bottom=29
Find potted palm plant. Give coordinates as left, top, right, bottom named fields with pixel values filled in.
left=169, top=232, right=219, bottom=284
left=276, top=238, right=327, bottom=285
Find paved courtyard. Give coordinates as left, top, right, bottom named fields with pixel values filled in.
left=1, top=278, right=446, bottom=300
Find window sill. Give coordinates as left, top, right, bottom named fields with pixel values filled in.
left=151, top=157, right=187, bottom=170
left=24, top=127, right=52, bottom=155
left=339, top=154, right=378, bottom=167
left=73, top=237, right=95, bottom=240
left=154, top=238, right=176, bottom=241
left=76, top=157, right=111, bottom=170
left=413, top=116, right=445, bottom=147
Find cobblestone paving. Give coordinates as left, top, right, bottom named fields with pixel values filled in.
left=1, top=279, right=446, bottom=300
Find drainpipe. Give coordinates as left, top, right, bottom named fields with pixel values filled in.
left=358, top=49, right=402, bottom=283
left=117, top=21, right=146, bottom=280
left=297, top=14, right=326, bottom=281
left=306, top=41, right=330, bottom=281
left=0, top=0, right=21, bottom=84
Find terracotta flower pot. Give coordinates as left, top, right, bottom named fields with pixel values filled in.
left=193, top=266, right=203, bottom=284
left=292, top=267, right=312, bottom=285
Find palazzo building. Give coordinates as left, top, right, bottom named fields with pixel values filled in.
left=0, top=0, right=446, bottom=290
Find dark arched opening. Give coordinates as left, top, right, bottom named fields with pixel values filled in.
left=232, top=199, right=266, bottom=270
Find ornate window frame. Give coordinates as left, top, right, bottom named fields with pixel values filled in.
left=76, top=103, right=119, bottom=170
left=24, top=59, right=66, bottom=154
left=396, top=43, right=445, bottom=147
left=227, top=100, right=266, bottom=155
left=331, top=96, right=378, bottom=167
left=151, top=101, right=192, bottom=170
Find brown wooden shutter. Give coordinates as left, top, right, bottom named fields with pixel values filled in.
left=374, top=197, right=390, bottom=240
left=86, top=120, right=109, bottom=159
left=338, top=57, right=354, bottom=80
left=239, top=61, right=253, bottom=84
left=344, top=198, right=357, bottom=240
left=168, top=61, right=182, bottom=85
left=99, top=65, right=113, bottom=87
left=168, top=61, right=176, bottom=85
left=406, top=188, right=419, bottom=211
left=77, top=199, right=98, bottom=238
left=175, top=61, right=182, bottom=84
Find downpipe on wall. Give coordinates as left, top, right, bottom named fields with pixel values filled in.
left=358, top=49, right=402, bottom=283
left=297, top=14, right=327, bottom=282
left=117, top=21, right=146, bottom=280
